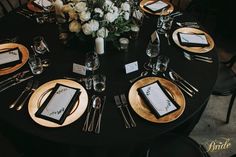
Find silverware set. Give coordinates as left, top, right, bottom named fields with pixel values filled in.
left=114, top=94, right=136, bottom=128
left=82, top=95, right=106, bottom=134
left=167, top=70, right=199, bottom=97
left=9, top=80, right=39, bottom=110
left=183, top=52, right=213, bottom=63
left=0, top=70, right=34, bottom=93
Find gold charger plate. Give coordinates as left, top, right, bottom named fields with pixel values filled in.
left=139, top=0, right=174, bottom=16
left=128, top=77, right=185, bottom=123
left=172, top=27, right=215, bottom=53
left=0, top=43, right=29, bottom=76
left=28, top=79, right=88, bottom=128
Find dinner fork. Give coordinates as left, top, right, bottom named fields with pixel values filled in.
left=120, top=94, right=136, bottom=127
left=9, top=80, right=33, bottom=109
left=16, top=81, right=39, bottom=111
left=114, top=95, right=131, bottom=128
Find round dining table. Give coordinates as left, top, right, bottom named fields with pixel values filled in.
left=0, top=6, right=218, bottom=156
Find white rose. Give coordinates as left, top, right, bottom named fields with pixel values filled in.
left=111, top=6, right=118, bottom=14
left=94, top=8, right=104, bottom=17
left=89, top=20, right=99, bottom=32
left=104, top=12, right=118, bottom=23
left=79, top=11, right=91, bottom=22
left=121, top=2, right=130, bottom=12
left=82, top=23, right=93, bottom=35
left=97, top=27, right=109, bottom=38
left=69, top=20, right=81, bottom=33
left=124, top=12, right=130, bottom=20
left=74, top=2, right=87, bottom=13
left=103, top=0, right=113, bottom=8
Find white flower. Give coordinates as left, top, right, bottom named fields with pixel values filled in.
left=89, top=20, right=99, bottom=32
left=121, top=2, right=130, bottom=12
left=82, top=23, right=93, bottom=35
left=97, top=27, right=109, bottom=38
left=110, top=6, right=118, bottom=14
left=103, top=0, right=113, bottom=8
left=94, top=8, right=104, bottom=17
left=69, top=20, right=81, bottom=33
left=79, top=11, right=91, bottom=22
left=124, top=12, right=130, bottom=20
left=74, top=2, right=87, bottom=13
left=104, top=12, right=118, bottom=23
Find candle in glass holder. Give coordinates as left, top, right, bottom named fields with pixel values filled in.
left=95, top=37, right=104, bottom=54
left=130, top=25, right=140, bottom=40
left=119, top=38, right=129, bottom=52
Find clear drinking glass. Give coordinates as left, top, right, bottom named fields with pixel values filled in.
left=93, top=74, right=106, bottom=92
left=28, top=56, right=43, bottom=75
left=85, top=51, right=100, bottom=74
left=33, top=36, right=49, bottom=54
left=144, top=39, right=160, bottom=70
left=152, top=55, right=170, bottom=75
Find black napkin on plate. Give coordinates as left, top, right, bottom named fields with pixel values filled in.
left=137, top=81, right=180, bottom=118
left=144, top=0, right=169, bottom=13
left=177, top=32, right=209, bottom=47
left=35, top=83, right=81, bottom=125
left=0, top=47, right=22, bottom=69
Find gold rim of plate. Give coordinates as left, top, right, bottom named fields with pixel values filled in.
left=139, top=0, right=174, bottom=16
left=28, top=79, right=88, bottom=128
left=128, top=77, right=185, bottom=123
left=172, top=27, right=215, bottom=53
left=0, top=43, right=29, bottom=76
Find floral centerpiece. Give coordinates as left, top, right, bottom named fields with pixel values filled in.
left=55, top=0, right=138, bottom=46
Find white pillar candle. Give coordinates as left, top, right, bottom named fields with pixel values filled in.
left=95, top=37, right=104, bottom=55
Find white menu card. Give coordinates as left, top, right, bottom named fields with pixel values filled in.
left=0, top=48, right=20, bottom=66
left=178, top=32, right=208, bottom=45
left=144, top=1, right=168, bottom=12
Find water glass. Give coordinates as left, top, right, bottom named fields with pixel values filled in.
left=93, top=74, right=106, bottom=92
left=85, top=51, right=100, bottom=74
left=152, top=55, right=169, bottom=75
left=28, top=56, right=43, bottom=75
left=144, top=40, right=160, bottom=70
left=119, top=38, right=129, bottom=52
left=157, top=15, right=173, bottom=34
left=33, top=36, right=49, bottom=54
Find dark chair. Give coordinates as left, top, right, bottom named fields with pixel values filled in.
left=145, top=134, right=210, bottom=157
left=0, top=0, right=26, bottom=16
left=212, top=55, right=236, bottom=123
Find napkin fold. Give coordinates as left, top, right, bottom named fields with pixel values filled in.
left=144, top=0, right=169, bottom=13
left=35, top=83, right=81, bottom=125
left=32, top=0, right=52, bottom=10
left=177, top=32, right=209, bottom=47
left=0, top=47, right=22, bottom=69
left=138, top=81, right=180, bottom=118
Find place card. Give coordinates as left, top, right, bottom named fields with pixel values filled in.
left=177, top=32, right=209, bottom=47
left=33, top=0, right=52, bottom=9
left=35, top=83, right=81, bottom=125
left=73, top=63, right=86, bottom=75
left=144, top=0, right=169, bottom=13
left=151, top=31, right=159, bottom=43
left=138, top=81, right=180, bottom=118
left=0, top=48, right=22, bottom=69
left=125, top=61, right=138, bottom=74
left=133, top=10, right=143, bottom=21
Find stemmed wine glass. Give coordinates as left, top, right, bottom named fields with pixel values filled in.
left=144, top=36, right=160, bottom=70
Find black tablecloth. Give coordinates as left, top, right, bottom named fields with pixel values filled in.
left=0, top=10, right=218, bottom=146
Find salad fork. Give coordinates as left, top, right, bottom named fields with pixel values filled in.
left=120, top=94, right=136, bottom=127
left=16, top=81, right=39, bottom=111
left=9, top=80, right=33, bottom=109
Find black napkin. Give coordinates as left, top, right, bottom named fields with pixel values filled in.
left=144, top=0, right=169, bottom=13
left=177, top=32, right=209, bottom=47
left=35, top=83, right=81, bottom=125
left=137, top=81, right=180, bottom=118
left=0, top=47, right=22, bottom=69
